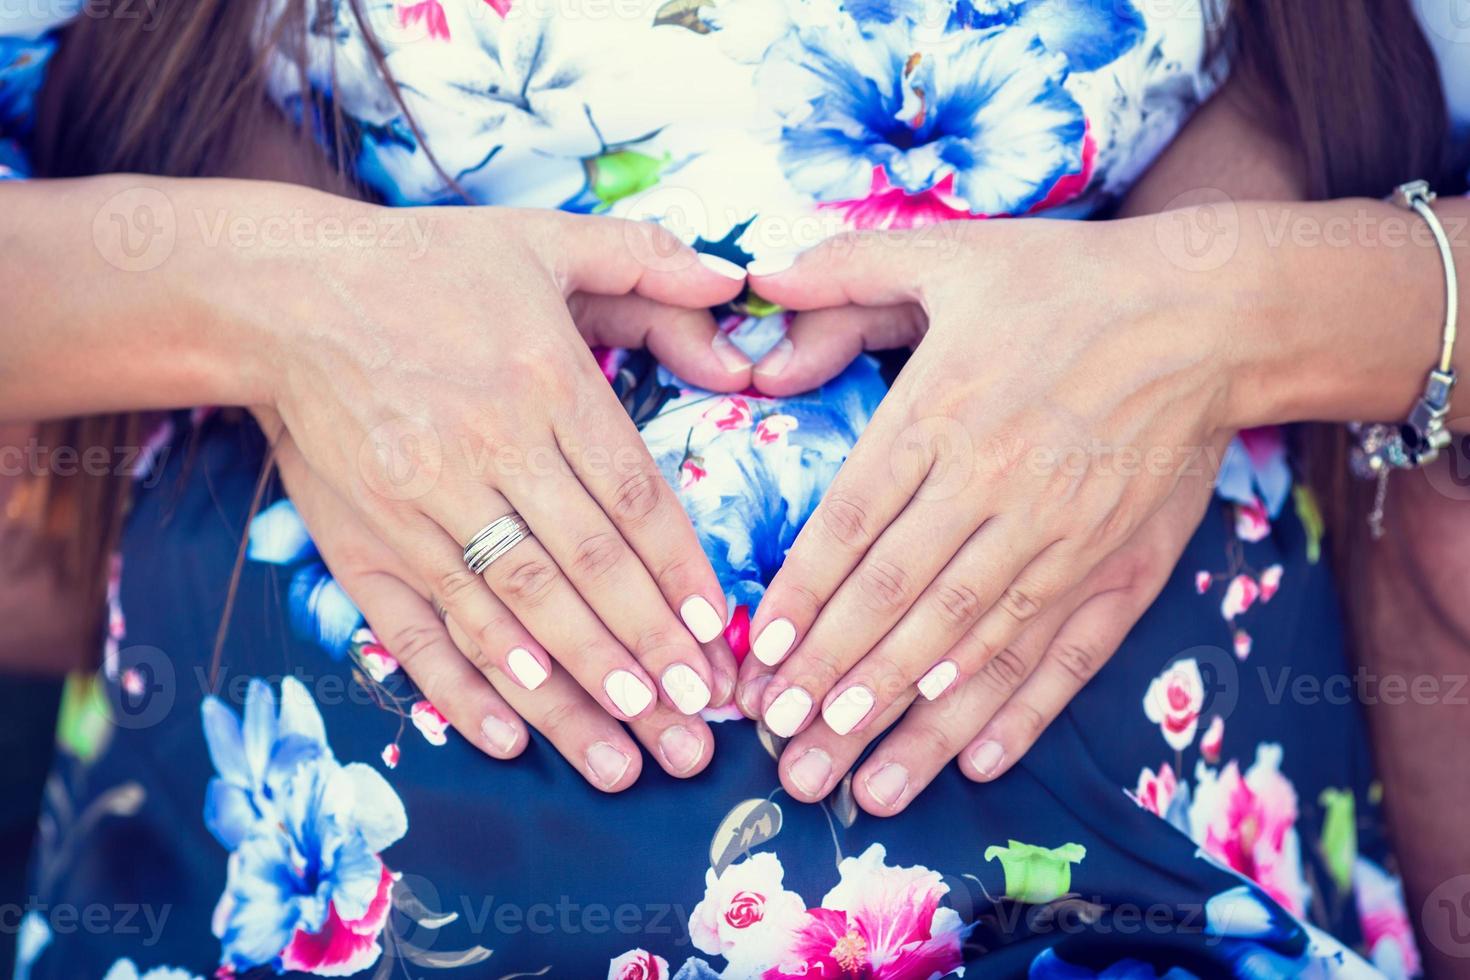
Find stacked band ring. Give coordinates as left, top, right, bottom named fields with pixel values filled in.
left=462, top=513, right=531, bottom=574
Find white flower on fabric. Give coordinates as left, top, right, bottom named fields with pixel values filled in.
left=1142, top=658, right=1203, bottom=751
left=689, top=852, right=806, bottom=971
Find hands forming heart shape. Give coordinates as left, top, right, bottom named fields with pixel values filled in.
left=261, top=191, right=1238, bottom=808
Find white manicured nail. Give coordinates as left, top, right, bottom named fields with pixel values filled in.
left=587, top=741, right=632, bottom=789
left=661, top=663, right=712, bottom=715
left=604, top=669, right=654, bottom=717
left=506, top=647, right=548, bottom=691
left=752, top=618, right=796, bottom=666
left=917, top=660, right=958, bottom=701
left=763, top=686, right=812, bottom=738
left=680, top=595, right=725, bottom=643
left=822, top=685, right=875, bottom=735
left=698, top=252, right=747, bottom=280
left=747, top=254, right=796, bottom=277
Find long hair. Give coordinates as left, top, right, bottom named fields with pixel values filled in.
left=18, top=0, right=1455, bottom=649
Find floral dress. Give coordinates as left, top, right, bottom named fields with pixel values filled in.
left=1, top=0, right=1425, bottom=977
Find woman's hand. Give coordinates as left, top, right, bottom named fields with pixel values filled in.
left=264, top=414, right=727, bottom=789
left=233, top=185, right=750, bottom=725
left=737, top=219, right=1240, bottom=739
left=764, top=452, right=1220, bottom=812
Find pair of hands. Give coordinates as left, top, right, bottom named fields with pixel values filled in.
left=251, top=193, right=1233, bottom=808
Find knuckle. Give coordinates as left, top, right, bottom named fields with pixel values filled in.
left=500, top=556, right=559, bottom=604
left=932, top=581, right=983, bottom=628
left=435, top=567, right=485, bottom=606
left=977, top=645, right=1028, bottom=694
left=633, top=624, right=689, bottom=662
left=654, top=554, right=701, bottom=600
left=787, top=646, right=847, bottom=689
left=385, top=623, right=443, bottom=670
left=1007, top=700, right=1048, bottom=743
left=1049, top=639, right=1102, bottom=686
left=610, top=470, right=665, bottom=529
left=571, top=530, right=628, bottom=580
left=997, top=584, right=1043, bottom=624
left=902, top=718, right=957, bottom=759
left=535, top=698, right=581, bottom=743
left=819, top=493, right=870, bottom=549
left=854, top=558, right=910, bottom=613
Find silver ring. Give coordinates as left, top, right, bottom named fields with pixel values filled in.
left=462, top=513, right=531, bottom=575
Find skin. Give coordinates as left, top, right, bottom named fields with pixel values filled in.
left=733, top=102, right=1470, bottom=796
left=0, top=173, right=753, bottom=766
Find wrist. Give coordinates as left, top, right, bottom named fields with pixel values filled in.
left=1208, top=198, right=1448, bottom=430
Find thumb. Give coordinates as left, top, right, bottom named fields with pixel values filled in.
left=525, top=210, right=748, bottom=308
left=570, top=293, right=752, bottom=392
left=746, top=230, right=946, bottom=310
left=752, top=304, right=925, bottom=397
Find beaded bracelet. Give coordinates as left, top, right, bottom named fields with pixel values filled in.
left=1349, top=180, right=1459, bottom=538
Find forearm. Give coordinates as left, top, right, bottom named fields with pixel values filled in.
left=0, top=174, right=321, bottom=419
left=1196, top=194, right=1467, bottom=431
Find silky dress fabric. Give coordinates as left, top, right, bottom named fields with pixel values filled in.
left=1, top=0, right=1423, bottom=977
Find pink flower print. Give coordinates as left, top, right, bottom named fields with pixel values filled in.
left=690, top=852, right=805, bottom=972
left=1235, top=498, right=1270, bottom=543
left=1221, top=574, right=1261, bottom=621
left=381, top=743, right=400, bottom=769
left=280, top=864, right=397, bottom=976
left=410, top=700, right=450, bottom=746
left=1195, top=571, right=1212, bottom=594
left=1200, top=716, right=1224, bottom=764
left=1259, top=564, right=1283, bottom=602
left=704, top=397, right=754, bottom=432
left=1143, top=659, right=1204, bottom=751
left=765, top=844, right=964, bottom=980
left=1130, top=763, right=1180, bottom=818
left=397, top=0, right=450, bottom=39
left=1189, top=743, right=1308, bottom=915
left=680, top=458, right=708, bottom=489
left=754, top=414, right=799, bottom=446
left=1233, top=629, right=1252, bottom=660
left=608, top=949, right=668, bottom=980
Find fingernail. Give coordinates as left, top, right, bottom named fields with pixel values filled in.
left=739, top=674, right=772, bottom=718
left=763, top=686, right=812, bottom=738
left=969, top=740, right=1005, bottom=778
left=747, top=254, right=796, bottom=277
left=480, top=715, right=520, bottom=755
left=506, top=646, right=548, bottom=691
left=754, top=337, right=793, bottom=377
left=698, top=252, right=747, bottom=280
left=822, top=685, right=875, bottom=736
left=713, top=664, right=737, bottom=708
left=788, top=747, right=833, bottom=797
left=680, top=595, right=726, bottom=643
left=587, top=740, right=632, bottom=789
left=604, top=669, right=654, bottom=717
left=661, top=663, right=712, bottom=715
left=658, top=725, right=705, bottom=774
left=864, top=762, right=910, bottom=809
left=752, top=618, right=796, bottom=666
left=917, top=660, right=958, bottom=701
left=711, top=331, right=753, bottom=373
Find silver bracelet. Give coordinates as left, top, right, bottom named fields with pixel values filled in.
left=1350, top=179, right=1460, bottom=538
